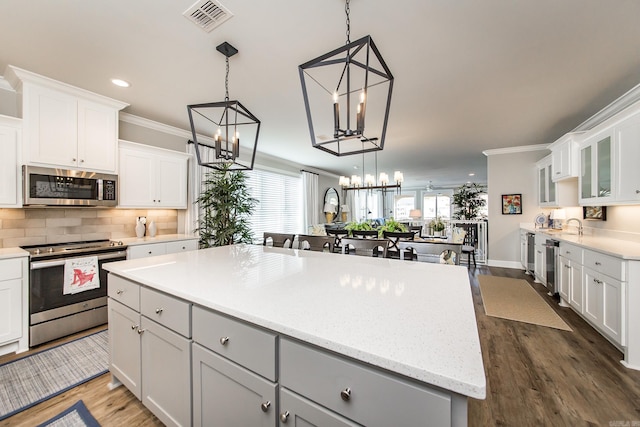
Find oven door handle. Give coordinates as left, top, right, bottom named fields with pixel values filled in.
left=30, top=251, right=127, bottom=270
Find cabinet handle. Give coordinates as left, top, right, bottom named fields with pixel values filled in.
left=566, top=251, right=570, bottom=254
left=260, top=401, right=271, bottom=412
left=564, top=265, right=571, bottom=269
left=636, top=190, right=640, bottom=194
left=340, top=387, right=352, bottom=401
left=80, top=159, right=84, bottom=163
left=220, top=336, right=229, bottom=345
left=280, top=411, right=290, bottom=423
left=131, top=324, right=139, bottom=330
left=72, top=158, right=76, bottom=162
left=116, top=289, right=124, bottom=295
left=555, top=171, right=560, bottom=175
left=148, top=251, right=153, bottom=254
left=155, top=308, right=163, bottom=314
left=137, top=328, right=146, bottom=334
left=594, top=261, right=601, bottom=266
left=593, top=278, right=602, bottom=284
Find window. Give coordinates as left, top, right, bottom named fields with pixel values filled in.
left=394, top=195, right=415, bottom=219
left=423, top=195, right=451, bottom=221
left=245, top=168, right=303, bottom=239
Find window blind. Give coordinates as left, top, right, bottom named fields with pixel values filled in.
left=245, top=169, right=303, bottom=241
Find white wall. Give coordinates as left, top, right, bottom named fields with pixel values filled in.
left=486, top=148, right=548, bottom=267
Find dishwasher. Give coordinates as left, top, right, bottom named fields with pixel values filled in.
left=545, top=239, right=560, bottom=295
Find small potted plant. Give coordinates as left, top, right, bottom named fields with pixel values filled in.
left=344, top=220, right=374, bottom=236
left=377, top=217, right=408, bottom=237
left=430, top=217, right=446, bottom=237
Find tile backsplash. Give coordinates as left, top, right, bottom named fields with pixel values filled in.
left=0, top=208, right=178, bottom=248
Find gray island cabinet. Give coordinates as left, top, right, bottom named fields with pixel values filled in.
left=104, top=244, right=486, bottom=427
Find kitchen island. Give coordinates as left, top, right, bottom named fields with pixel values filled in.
left=104, top=244, right=485, bottom=427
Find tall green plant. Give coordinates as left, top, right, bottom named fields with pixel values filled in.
left=452, top=183, right=486, bottom=220
left=196, top=164, right=257, bottom=248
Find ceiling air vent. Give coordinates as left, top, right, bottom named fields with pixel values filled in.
left=183, top=0, right=233, bottom=33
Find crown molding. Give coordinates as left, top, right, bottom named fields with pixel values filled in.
left=0, top=76, right=12, bottom=91
left=482, top=144, right=549, bottom=156
left=573, top=82, right=640, bottom=131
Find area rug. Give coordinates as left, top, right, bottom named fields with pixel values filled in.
left=36, top=400, right=100, bottom=427
left=478, top=275, right=572, bottom=331
left=0, top=330, right=108, bottom=421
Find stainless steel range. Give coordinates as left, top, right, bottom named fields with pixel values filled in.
left=21, top=239, right=127, bottom=346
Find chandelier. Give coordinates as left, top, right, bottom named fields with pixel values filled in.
left=299, top=0, right=393, bottom=157
left=338, top=152, right=403, bottom=194
left=187, top=42, right=260, bottom=171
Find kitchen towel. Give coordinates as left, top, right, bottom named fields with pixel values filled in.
left=63, top=256, right=100, bottom=294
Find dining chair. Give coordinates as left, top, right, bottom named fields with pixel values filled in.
left=351, top=230, right=379, bottom=239
left=459, top=223, right=478, bottom=267
left=263, top=232, right=295, bottom=248
left=297, top=234, right=335, bottom=252
left=409, top=225, right=423, bottom=238
left=326, top=228, right=349, bottom=253
left=383, top=231, right=415, bottom=259
left=341, top=238, right=389, bottom=258
left=398, top=241, right=461, bottom=265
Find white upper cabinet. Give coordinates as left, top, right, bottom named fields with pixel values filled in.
left=579, top=128, right=614, bottom=205
left=0, top=115, right=22, bottom=207
left=536, top=154, right=578, bottom=207
left=549, top=132, right=583, bottom=182
left=614, top=110, right=640, bottom=203
left=4, top=65, right=128, bottom=173
left=118, top=140, right=190, bottom=209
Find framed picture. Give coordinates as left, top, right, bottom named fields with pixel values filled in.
left=583, top=206, right=606, bottom=221
left=502, top=194, right=522, bottom=215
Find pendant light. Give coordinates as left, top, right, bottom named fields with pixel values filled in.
left=187, top=42, right=260, bottom=170
left=299, top=0, right=394, bottom=157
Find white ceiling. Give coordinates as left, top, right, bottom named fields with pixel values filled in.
left=2, top=0, right=640, bottom=189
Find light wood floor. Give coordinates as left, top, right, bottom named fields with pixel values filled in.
left=1, top=267, right=639, bottom=426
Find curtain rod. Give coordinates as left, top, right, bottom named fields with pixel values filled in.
left=300, top=169, right=319, bottom=175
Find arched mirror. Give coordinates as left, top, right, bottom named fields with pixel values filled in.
left=323, top=187, right=340, bottom=223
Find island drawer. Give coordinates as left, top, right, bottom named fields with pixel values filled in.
left=141, top=287, right=191, bottom=337
left=0, top=258, right=23, bottom=280
left=279, top=338, right=452, bottom=427
left=583, top=249, right=624, bottom=281
left=559, top=243, right=583, bottom=264
left=165, top=239, right=198, bottom=253
left=192, top=306, right=277, bottom=381
left=128, top=243, right=167, bottom=259
left=108, top=274, right=140, bottom=310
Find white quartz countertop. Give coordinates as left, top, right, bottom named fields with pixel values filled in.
left=104, top=244, right=486, bottom=399
left=521, top=226, right=640, bottom=260
left=0, top=247, right=29, bottom=260
left=118, top=234, right=198, bottom=247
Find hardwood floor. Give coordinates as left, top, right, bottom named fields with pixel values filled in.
left=1, top=267, right=639, bottom=426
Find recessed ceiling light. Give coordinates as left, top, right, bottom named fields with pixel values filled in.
left=468, top=172, right=475, bottom=176
left=111, top=78, right=130, bottom=88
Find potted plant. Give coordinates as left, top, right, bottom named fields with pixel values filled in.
left=452, top=183, right=486, bottom=220
left=377, top=217, right=408, bottom=237
left=344, top=220, right=374, bottom=236
left=430, top=217, right=446, bottom=236
left=195, top=163, right=258, bottom=248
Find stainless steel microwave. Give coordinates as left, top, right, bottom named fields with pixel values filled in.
left=23, top=166, right=118, bottom=207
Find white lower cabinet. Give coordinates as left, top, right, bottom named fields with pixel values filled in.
left=584, top=268, right=625, bottom=346
left=0, top=256, right=28, bottom=356
left=534, top=234, right=546, bottom=285
left=108, top=274, right=192, bottom=427
left=568, top=262, right=584, bottom=313
left=127, top=239, right=198, bottom=260
left=192, top=343, right=277, bottom=427
left=558, top=255, right=570, bottom=303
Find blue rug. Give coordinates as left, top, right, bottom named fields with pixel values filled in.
left=0, top=330, right=108, bottom=421
left=36, top=400, right=101, bottom=427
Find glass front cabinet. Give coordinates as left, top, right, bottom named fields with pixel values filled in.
left=579, top=130, right=614, bottom=205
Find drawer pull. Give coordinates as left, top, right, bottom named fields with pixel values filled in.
left=260, top=401, right=271, bottom=412
left=137, top=328, right=146, bottom=335
left=280, top=411, right=290, bottom=423
left=593, top=278, right=602, bottom=284
left=594, top=262, right=601, bottom=266
left=220, top=336, right=230, bottom=345
left=131, top=324, right=139, bottom=330
left=636, top=190, right=640, bottom=194
left=565, top=251, right=570, bottom=254
left=116, top=289, right=124, bottom=295
left=155, top=308, right=164, bottom=314
left=340, top=387, right=352, bottom=401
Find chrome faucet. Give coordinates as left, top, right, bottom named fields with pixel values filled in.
left=566, top=218, right=583, bottom=236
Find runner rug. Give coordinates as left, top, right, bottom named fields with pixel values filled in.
left=36, top=400, right=101, bottom=427
left=478, top=275, right=572, bottom=331
left=0, top=330, right=108, bottom=421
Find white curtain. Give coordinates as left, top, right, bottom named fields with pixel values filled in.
left=301, top=170, right=319, bottom=231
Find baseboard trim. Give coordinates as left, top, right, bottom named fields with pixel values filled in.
left=487, top=260, right=524, bottom=269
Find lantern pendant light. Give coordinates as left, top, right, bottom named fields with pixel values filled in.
left=299, top=0, right=394, bottom=157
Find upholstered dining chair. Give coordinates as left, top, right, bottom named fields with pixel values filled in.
left=459, top=223, right=478, bottom=267
left=326, top=228, right=349, bottom=253
left=398, top=241, right=462, bottom=265
left=263, top=232, right=295, bottom=248
left=341, top=238, right=389, bottom=258
left=297, top=234, right=335, bottom=252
